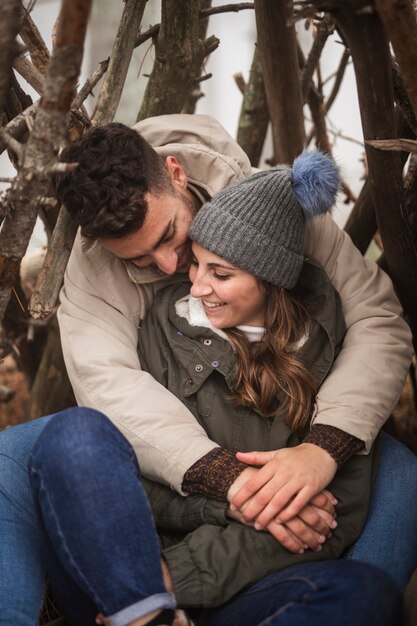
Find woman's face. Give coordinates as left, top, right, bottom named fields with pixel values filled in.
left=189, top=243, right=266, bottom=329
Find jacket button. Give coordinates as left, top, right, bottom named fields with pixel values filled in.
left=203, top=339, right=212, bottom=346
left=211, top=360, right=219, bottom=368
left=188, top=378, right=193, bottom=385
left=195, top=364, right=203, bottom=372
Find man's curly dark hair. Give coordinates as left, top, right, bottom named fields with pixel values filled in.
left=55, top=123, right=173, bottom=239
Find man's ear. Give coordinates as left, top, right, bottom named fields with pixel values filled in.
left=164, top=156, right=188, bottom=190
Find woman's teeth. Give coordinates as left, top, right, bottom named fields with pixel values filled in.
left=203, top=300, right=225, bottom=308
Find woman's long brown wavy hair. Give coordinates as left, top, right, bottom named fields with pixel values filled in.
left=224, top=283, right=317, bottom=434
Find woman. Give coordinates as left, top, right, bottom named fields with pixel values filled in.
left=29, top=152, right=402, bottom=626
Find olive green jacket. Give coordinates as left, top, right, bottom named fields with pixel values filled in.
left=137, top=259, right=377, bottom=608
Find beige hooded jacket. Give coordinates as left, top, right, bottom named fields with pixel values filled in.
left=58, top=114, right=413, bottom=493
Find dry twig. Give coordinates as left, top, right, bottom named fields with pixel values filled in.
left=0, top=0, right=92, bottom=321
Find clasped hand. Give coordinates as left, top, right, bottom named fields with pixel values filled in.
left=227, top=443, right=338, bottom=554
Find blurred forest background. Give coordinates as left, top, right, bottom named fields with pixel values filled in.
left=0, top=0, right=416, bottom=453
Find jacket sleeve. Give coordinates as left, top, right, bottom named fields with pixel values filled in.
left=305, top=213, right=413, bottom=451
left=142, top=477, right=229, bottom=532
left=58, top=235, right=218, bottom=493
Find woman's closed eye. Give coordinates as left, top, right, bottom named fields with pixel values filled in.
left=213, top=272, right=230, bottom=281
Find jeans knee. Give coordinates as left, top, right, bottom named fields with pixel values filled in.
left=379, top=432, right=417, bottom=491
left=327, top=561, right=401, bottom=608
left=29, top=408, right=124, bottom=477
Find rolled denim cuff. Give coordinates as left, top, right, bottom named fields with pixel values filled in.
left=109, top=591, right=176, bottom=626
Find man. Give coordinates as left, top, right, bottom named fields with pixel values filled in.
left=0, top=115, right=415, bottom=625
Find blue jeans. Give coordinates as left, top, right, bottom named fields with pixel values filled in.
left=28, top=410, right=402, bottom=626
left=0, top=407, right=415, bottom=624
left=197, top=561, right=402, bottom=626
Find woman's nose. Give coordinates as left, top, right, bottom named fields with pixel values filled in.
left=190, top=273, right=212, bottom=298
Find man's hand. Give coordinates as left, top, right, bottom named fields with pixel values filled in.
left=228, top=444, right=338, bottom=529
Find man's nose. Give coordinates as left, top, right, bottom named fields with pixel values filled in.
left=154, top=251, right=178, bottom=275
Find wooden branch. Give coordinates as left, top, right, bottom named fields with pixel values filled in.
left=25, top=52, right=110, bottom=320
left=307, top=86, right=332, bottom=153
left=391, top=61, right=417, bottom=136
left=134, top=3, right=254, bottom=49
left=254, top=0, right=304, bottom=164
left=203, top=34, right=220, bottom=56
left=13, top=53, right=44, bottom=95
left=367, top=138, right=417, bottom=152
left=234, top=72, right=246, bottom=95
left=334, top=0, right=417, bottom=349
left=297, top=42, right=332, bottom=155
left=137, top=1, right=219, bottom=121
left=182, top=0, right=213, bottom=115
left=345, top=111, right=413, bottom=253
left=72, top=57, right=109, bottom=110
left=135, top=24, right=159, bottom=48
left=344, top=180, right=376, bottom=254
left=0, top=129, right=23, bottom=158
left=92, top=0, right=147, bottom=126
left=200, top=2, right=254, bottom=17
left=324, top=47, right=350, bottom=113
left=0, top=56, right=106, bottom=158
left=30, top=207, right=78, bottom=318
left=182, top=0, right=212, bottom=115
left=0, top=0, right=21, bottom=112
left=375, top=0, right=417, bottom=124
left=301, top=14, right=335, bottom=102
left=236, top=44, right=269, bottom=167
left=0, top=0, right=92, bottom=322
left=18, top=3, right=50, bottom=75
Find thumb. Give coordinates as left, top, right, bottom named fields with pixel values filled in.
left=236, top=450, right=274, bottom=465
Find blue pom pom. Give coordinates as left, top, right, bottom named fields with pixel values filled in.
left=292, top=151, right=340, bottom=219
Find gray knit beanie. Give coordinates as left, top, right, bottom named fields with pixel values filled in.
left=188, top=151, right=340, bottom=288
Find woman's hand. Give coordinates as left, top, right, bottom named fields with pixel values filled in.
left=228, top=444, right=338, bottom=529
left=227, top=488, right=337, bottom=553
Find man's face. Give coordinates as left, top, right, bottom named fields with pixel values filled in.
left=99, top=187, right=198, bottom=275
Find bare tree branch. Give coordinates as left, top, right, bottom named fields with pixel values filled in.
left=375, top=0, right=417, bottom=124
left=13, top=53, right=44, bottom=95
left=236, top=44, right=269, bottom=167
left=200, top=2, right=254, bottom=18
left=344, top=111, right=413, bottom=254
left=301, top=14, right=335, bottom=102
left=138, top=1, right=219, bottom=121
left=30, top=2, right=147, bottom=320
left=0, top=101, right=37, bottom=155
left=392, top=60, right=417, bottom=137
left=18, top=3, right=50, bottom=75
left=254, top=0, right=304, bottom=164
left=367, top=138, right=417, bottom=152
left=333, top=0, right=417, bottom=349
left=30, top=207, right=78, bottom=319
left=182, top=0, right=212, bottom=115
left=0, top=0, right=93, bottom=321
left=325, top=47, right=350, bottom=113
left=0, top=129, right=23, bottom=158
left=134, top=3, right=254, bottom=48
left=72, top=57, right=109, bottom=110
left=93, top=0, right=147, bottom=126
left=234, top=72, right=246, bottom=95
left=0, top=0, right=21, bottom=112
